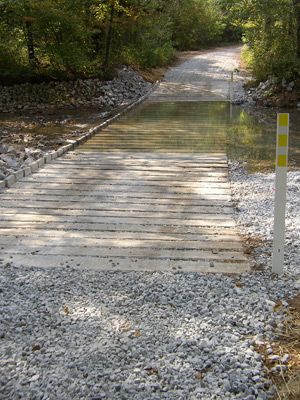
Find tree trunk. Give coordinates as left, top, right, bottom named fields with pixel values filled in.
left=103, top=3, right=115, bottom=68
left=293, top=0, right=300, bottom=58
left=25, top=20, right=35, bottom=64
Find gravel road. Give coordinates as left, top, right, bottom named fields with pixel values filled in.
left=1, top=47, right=299, bottom=400
left=230, top=163, right=300, bottom=277
left=150, top=46, right=245, bottom=101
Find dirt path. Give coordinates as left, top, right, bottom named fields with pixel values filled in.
left=149, top=45, right=243, bottom=101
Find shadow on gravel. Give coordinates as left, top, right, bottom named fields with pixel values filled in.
left=0, top=264, right=284, bottom=399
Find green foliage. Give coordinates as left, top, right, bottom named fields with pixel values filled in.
left=228, top=0, right=299, bottom=81
left=2, top=0, right=299, bottom=85
left=120, top=10, right=175, bottom=68
left=170, top=0, right=225, bottom=50
left=0, top=0, right=230, bottom=82
left=123, top=41, right=175, bottom=68
left=215, top=0, right=243, bottom=41
left=0, top=0, right=92, bottom=80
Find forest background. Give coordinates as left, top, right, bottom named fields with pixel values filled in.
left=0, top=0, right=300, bottom=86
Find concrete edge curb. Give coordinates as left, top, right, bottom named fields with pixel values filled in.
left=1, top=81, right=159, bottom=190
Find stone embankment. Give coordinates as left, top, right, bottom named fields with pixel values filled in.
left=0, top=66, right=152, bottom=113
left=233, top=78, right=299, bottom=108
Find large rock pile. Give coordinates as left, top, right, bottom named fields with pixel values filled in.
left=0, top=66, right=152, bottom=113
left=0, top=144, right=54, bottom=180
left=233, top=78, right=299, bottom=108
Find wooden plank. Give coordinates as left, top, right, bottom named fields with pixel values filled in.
left=36, top=167, right=228, bottom=177
left=78, top=148, right=226, bottom=152
left=41, top=162, right=228, bottom=169
left=0, top=212, right=236, bottom=226
left=58, top=163, right=227, bottom=168
left=83, top=133, right=226, bottom=137
left=0, top=201, right=234, bottom=214
left=50, top=155, right=228, bottom=162
left=81, top=143, right=226, bottom=147
left=102, top=132, right=225, bottom=136
left=91, top=134, right=225, bottom=138
left=55, top=160, right=228, bottom=169
left=0, top=221, right=237, bottom=234
left=20, top=177, right=231, bottom=188
left=99, top=123, right=225, bottom=128
left=24, top=166, right=229, bottom=177
left=0, top=207, right=234, bottom=221
left=68, top=151, right=227, bottom=159
left=54, top=161, right=228, bottom=169
left=55, top=154, right=228, bottom=161
left=1, top=245, right=248, bottom=262
left=87, top=131, right=226, bottom=135
left=79, top=143, right=226, bottom=148
left=0, top=235, right=243, bottom=250
left=83, top=134, right=227, bottom=139
left=0, top=228, right=242, bottom=242
left=89, top=132, right=226, bottom=135
left=63, top=156, right=228, bottom=163
left=0, top=194, right=231, bottom=207
left=80, top=140, right=226, bottom=145
left=29, top=172, right=229, bottom=182
left=0, top=254, right=249, bottom=273
left=100, top=125, right=228, bottom=129
left=11, top=182, right=231, bottom=195
left=1, top=188, right=231, bottom=200
left=57, top=167, right=228, bottom=174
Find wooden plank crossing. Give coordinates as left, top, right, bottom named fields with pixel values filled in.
left=0, top=150, right=249, bottom=273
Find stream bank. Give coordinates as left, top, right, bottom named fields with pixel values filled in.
left=0, top=66, right=153, bottom=180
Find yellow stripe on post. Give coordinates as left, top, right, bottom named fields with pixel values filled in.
left=278, top=134, right=288, bottom=147
left=278, top=114, right=289, bottom=127
left=277, top=155, right=287, bottom=167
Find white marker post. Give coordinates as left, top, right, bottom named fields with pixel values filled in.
left=230, top=71, right=234, bottom=101
left=229, top=71, right=234, bottom=119
left=272, top=113, right=289, bottom=274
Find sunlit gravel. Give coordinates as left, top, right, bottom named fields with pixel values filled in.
left=0, top=262, right=299, bottom=399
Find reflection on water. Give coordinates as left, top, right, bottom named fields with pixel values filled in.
left=1, top=102, right=299, bottom=171
left=81, top=101, right=300, bottom=171
left=226, top=105, right=300, bottom=170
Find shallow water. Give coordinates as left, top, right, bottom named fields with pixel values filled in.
left=81, top=101, right=300, bottom=171
left=0, top=108, right=114, bottom=141
left=1, top=102, right=299, bottom=171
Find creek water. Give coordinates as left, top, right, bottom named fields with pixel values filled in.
left=1, top=101, right=299, bottom=171
left=81, top=101, right=300, bottom=171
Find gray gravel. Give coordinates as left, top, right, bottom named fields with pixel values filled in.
left=150, top=46, right=246, bottom=102
left=230, top=162, right=300, bottom=276
left=0, top=260, right=299, bottom=399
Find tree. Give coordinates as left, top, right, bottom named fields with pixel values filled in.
left=224, top=0, right=298, bottom=81
left=0, top=0, right=228, bottom=81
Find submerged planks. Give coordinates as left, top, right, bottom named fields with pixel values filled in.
left=0, top=150, right=249, bottom=273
